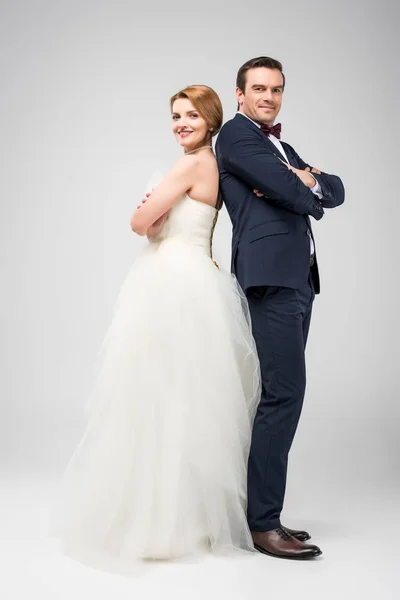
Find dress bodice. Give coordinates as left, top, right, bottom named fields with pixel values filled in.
left=153, top=194, right=219, bottom=258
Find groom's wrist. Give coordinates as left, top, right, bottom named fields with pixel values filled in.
left=308, top=173, right=317, bottom=187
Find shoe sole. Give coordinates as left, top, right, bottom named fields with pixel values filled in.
left=254, top=543, right=322, bottom=560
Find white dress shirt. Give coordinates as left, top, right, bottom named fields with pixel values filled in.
left=238, top=112, right=321, bottom=255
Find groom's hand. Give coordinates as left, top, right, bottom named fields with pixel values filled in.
left=280, top=160, right=317, bottom=189
left=253, top=163, right=321, bottom=197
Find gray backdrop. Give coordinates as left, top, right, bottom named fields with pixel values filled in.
left=1, top=0, right=399, bottom=531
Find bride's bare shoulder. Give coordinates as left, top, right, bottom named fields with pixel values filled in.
left=175, top=152, right=202, bottom=169
left=169, top=151, right=217, bottom=192
left=199, top=151, right=219, bottom=176
left=176, top=149, right=215, bottom=167
left=164, top=153, right=202, bottom=184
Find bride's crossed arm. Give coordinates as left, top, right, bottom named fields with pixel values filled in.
left=130, top=154, right=200, bottom=236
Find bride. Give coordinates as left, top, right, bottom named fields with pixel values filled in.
left=57, top=85, right=261, bottom=566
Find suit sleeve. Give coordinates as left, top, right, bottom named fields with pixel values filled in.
left=221, top=133, right=325, bottom=220
left=283, top=143, right=345, bottom=209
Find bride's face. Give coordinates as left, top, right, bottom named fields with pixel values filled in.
left=172, top=98, right=209, bottom=152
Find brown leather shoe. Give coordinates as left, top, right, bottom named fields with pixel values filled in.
left=282, top=526, right=311, bottom=542
left=252, top=527, right=322, bottom=560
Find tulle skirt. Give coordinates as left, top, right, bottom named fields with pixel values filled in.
left=55, top=237, right=261, bottom=568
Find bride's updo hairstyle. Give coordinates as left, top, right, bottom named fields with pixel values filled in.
left=170, top=85, right=223, bottom=138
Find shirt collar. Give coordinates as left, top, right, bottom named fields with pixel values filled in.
left=237, top=111, right=261, bottom=129
left=236, top=112, right=283, bottom=145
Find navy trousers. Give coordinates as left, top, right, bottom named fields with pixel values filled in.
left=246, top=273, right=315, bottom=532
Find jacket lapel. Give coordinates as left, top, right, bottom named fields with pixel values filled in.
left=264, top=136, right=288, bottom=163
left=281, top=142, right=299, bottom=168
left=233, top=113, right=288, bottom=162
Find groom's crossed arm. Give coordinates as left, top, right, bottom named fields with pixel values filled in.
left=220, top=132, right=343, bottom=218
left=221, top=134, right=324, bottom=220
left=283, top=142, right=345, bottom=210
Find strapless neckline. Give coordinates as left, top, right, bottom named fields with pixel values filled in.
left=185, top=194, right=218, bottom=212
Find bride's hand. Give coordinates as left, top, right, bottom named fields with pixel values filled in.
left=133, top=187, right=169, bottom=240
left=137, top=190, right=153, bottom=209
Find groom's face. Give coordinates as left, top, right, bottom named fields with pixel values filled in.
left=237, top=67, right=284, bottom=125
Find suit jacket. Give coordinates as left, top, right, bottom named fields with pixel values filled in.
left=215, top=114, right=345, bottom=294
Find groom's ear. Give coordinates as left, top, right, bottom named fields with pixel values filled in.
left=236, top=86, right=244, bottom=111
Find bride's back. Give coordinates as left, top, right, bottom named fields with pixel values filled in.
left=187, top=149, right=220, bottom=209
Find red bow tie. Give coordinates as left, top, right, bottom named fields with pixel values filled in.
left=260, top=123, right=282, bottom=139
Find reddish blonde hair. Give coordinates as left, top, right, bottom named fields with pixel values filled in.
left=170, top=85, right=223, bottom=137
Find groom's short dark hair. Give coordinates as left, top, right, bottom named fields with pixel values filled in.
left=236, top=56, right=285, bottom=97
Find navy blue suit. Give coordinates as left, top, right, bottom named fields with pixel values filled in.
left=216, top=113, right=344, bottom=531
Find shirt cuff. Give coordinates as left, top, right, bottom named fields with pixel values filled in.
left=310, top=176, right=323, bottom=199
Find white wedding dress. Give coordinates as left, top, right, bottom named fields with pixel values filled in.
left=56, top=190, right=261, bottom=568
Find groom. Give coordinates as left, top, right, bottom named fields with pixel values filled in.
left=216, top=56, right=344, bottom=560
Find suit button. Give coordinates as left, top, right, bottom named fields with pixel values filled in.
left=306, top=229, right=311, bottom=237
